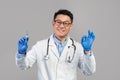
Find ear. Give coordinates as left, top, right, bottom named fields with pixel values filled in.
left=52, top=21, right=55, bottom=26
left=70, top=24, right=73, bottom=30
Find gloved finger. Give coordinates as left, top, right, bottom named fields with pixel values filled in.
left=19, top=36, right=28, bottom=44
left=19, top=38, right=25, bottom=44
left=22, top=36, right=29, bottom=41
left=88, top=30, right=91, bottom=36
left=23, top=36, right=29, bottom=44
left=21, top=37, right=27, bottom=43
left=88, top=30, right=93, bottom=37
left=88, top=30, right=95, bottom=39
left=18, top=39, right=22, bottom=45
left=81, top=35, right=87, bottom=42
left=91, top=32, right=95, bottom=40
left=24, top=35, right=29, bottom=41
left=26, top=36, right=29, bottom=41
left=24, top=39, right=28, bottom=44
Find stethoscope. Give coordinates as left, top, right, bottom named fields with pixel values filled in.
left=44, top=38, right=76, bottom=63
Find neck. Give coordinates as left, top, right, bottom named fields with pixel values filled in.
left=54, top=35, right=67, bottom=42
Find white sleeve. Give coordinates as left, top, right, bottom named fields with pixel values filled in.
left=15, top=53, right=28, bottom=70
left=78, top=52, right=96, bottom=76
left=15, top=45, right=37, bottom=70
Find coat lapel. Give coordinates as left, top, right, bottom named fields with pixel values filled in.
left=49, top=35, right=59, bottom=59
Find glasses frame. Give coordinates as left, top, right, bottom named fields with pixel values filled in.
left=54, top=20, right=72, bottom=27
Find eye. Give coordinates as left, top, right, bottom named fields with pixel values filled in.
left=54, top=20, right=62, bottom=24
left=63, top=22, right=69, bottom=25
left=54, top=20, right=71, bottom=27
left=56, top=21, right=62, bottom=24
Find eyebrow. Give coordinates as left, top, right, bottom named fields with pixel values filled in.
left=55, top=19, right=71, bottom=23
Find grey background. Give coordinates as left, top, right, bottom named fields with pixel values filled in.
left=0, top=0, right=120, bottom=80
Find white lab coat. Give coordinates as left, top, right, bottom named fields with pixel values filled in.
left=16, top=35, right=96, bottom=80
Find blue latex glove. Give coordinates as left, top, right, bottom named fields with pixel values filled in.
left=18, top=36, right=29, bottom=54
left=81, top=30, right=95, bottom=51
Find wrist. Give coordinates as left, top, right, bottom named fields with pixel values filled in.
left=84, top=50, right=91, bottom=54
left=16, top=53, right=26, bottom=59
left=84, top=50, right=92, bottom=57
left=18, top=51, right=26, bottom=55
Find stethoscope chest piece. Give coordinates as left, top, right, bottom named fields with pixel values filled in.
left=67, top=56, right=72, bottom=63
left=44, top=55, right=49, bottom=60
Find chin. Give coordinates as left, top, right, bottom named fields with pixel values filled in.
left=55, top=31, right=67, bottom=37
left=59, top=34, right=67, bottom=38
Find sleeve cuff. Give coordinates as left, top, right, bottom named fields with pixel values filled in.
left=16, top=53, right=26, bottom=59
left=85, top=52, right=92, bottom=57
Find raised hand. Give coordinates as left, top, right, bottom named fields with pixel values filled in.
left=18, top=36, right=29, bottom=54
left=81, top=30, right=95, bottom=51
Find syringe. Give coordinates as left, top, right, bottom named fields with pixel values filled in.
left=25, top=30, right=29, bottom=40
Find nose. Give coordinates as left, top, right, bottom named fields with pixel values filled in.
left=59, top=22, right=65, bottom=28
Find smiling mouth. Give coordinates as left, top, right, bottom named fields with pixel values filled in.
left=58, top=29, right=65, bottom=34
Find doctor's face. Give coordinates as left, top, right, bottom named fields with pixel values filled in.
left=52, top=14, right=73, bottom=40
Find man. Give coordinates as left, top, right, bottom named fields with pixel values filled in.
left=16, top=9, right=96, bottom=80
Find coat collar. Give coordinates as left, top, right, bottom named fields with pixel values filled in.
left=49, top=34, right=72, bottom=47
left=48, top=34, right=73, bottom=59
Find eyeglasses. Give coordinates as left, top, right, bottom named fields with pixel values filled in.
left=54, top=20, right=71, bottom=27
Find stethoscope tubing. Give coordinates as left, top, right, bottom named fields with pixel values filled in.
left=44, top=38, right=76, bottom=63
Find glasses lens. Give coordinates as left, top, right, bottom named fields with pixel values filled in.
left=54, top=20, right=71, bottom=27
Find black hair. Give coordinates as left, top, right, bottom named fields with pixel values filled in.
left=53, top=9, right=73, bottom=23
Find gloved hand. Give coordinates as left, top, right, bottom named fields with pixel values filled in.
left=18, top=36, right=29, bottom=54
left=81, top=30, right=95, bottom=51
